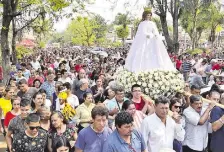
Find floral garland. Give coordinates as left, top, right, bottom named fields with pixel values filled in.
left=115, top=69, right=185, bottom=100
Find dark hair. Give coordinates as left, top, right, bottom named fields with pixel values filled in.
left=155, top=96, right=170, bottom=105
left=25, top=113, right=40, bottom=124
left=169, top=97, right=181, bottom=110
left=190, top=84, right=200, bottom=90
left=20, top=63, right=26, bottom=67
left=91, top=106, right=109, bottom=119
left=53, top=136, right=71, bottom=152
left=190, top=95, right=201, bottom=104
left=83, top=92, right=92, bottom=100
left=142, top=11, right=152, bottom=21
left=61, top=69, right=67, bottom=75
left=38, top=88, right=47, bottom=95
left=11, top=95, right=21, bottom=105
left=131, top=84, right=141, bottom=92
left=115, top=112, right=133, bottom=128
left=33, top=79, right=42, bottom=87
left=18, top=79, right=28, bottom=85
left=20, top=98, right=31, bottom=107
left=32, top=92, right=43, bottom=109
left=122, top=100, right=134, bottom=111
left=63, top=82, right=71, bottom=90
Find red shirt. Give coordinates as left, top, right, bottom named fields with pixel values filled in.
left=4, top=111, right=16, bottom=127
left=75, top=64, right=82, bottom=72
left=176, top=59, right=182, bottom=69
left=133, top=97, right=145, bottom=111
left=28, top=76, right=44, bottom=87
left=212, top=64, right=221, bottom=70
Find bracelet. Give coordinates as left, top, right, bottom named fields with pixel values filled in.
left=219, top=118, right=224, bottom=125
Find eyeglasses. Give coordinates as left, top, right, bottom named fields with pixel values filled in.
left=174, top=106, right=182, bottom=109
left=29, top=126, right=40, bottom=130
left=13, top=104, right=20, bottom=106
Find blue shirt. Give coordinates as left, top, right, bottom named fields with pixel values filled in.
left=210, top=107, right=224, bottom=152
left=75, top=126, right=112, bottom=152
left=40, top=81, right=55, bottom=99
left=102, top=129, right=146, bottom=152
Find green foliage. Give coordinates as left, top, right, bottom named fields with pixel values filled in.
left=16, top=46, right=33, bottom=59
left=91, top=14, right=108, bottom=44
left=112, top=41, right=122, bottom=47
left=186, top=48, right=210, bottom=55
left=38, top=41, right=46, bottom=48
left=66, top=17, right=98, bottom=46
left=116, top=26, right=129, bottom=40
left=114, top=13, right=132, bottom=28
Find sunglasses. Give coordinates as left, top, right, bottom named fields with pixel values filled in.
left=174, top=106, right=182, bottom=109
left=29, top=126, right=40, bottom=130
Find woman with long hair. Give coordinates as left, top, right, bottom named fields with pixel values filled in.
left=122, top=100, right=146, bottom=131
left=52, top=136, right=71, bottom=152
left=31, top=92, right=44, bottom=112
left=125, top=8, right=175, bottom=72
left=4, top=95, right=21, bottom=132
left=0, top=87, right=14, bottom=131
left=74, top=92, right=95, bottom=132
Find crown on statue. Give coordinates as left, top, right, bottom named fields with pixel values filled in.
left=143, top=7, right=152, bottom=13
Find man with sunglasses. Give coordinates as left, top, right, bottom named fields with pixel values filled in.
left=12, top=113, right=48, bottom=152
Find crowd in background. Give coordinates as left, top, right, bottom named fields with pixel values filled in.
left=0, top=46, right=223, bottom=152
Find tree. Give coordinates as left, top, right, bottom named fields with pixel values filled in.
left=206, top=4, right=224, bottom=47
left=0, top=0, right=89, bottom=82
left=91, top=14, right=108, bottom=45
left=168, top=0, right=182, bottom=53
left=149, top=0, right=173, bottom=51
left=116, top=25, right=129, bottom=45
left=180, top=1, right=211, bottom=50
left=66, top=16, right=98, bottom=46
left=114, top=13, right=132, bottom=45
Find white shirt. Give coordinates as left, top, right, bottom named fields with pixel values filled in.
left=67, top=94, right=79, bottom=108
left=58, top=77, right=72, bottom=84
left=141, top=113, right=185, bottom=152
left=31, top=61, right=41, bottom=70
left=183, top=106, right=210, bottom=151
left=45, top=99, right=52, bottom=110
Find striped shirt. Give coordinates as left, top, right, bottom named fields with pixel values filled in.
left=182, top=61, right=192, bottom=72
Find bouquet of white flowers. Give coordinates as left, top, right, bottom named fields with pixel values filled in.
left=115, top=69, right=185, bottom=100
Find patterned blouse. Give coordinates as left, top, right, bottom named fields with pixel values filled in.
left=49, top=124, right=76, bottom=148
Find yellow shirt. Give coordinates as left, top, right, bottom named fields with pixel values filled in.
left=0, top=98, right=12, bottom=118
left=74, top=103, right=95, bottom=128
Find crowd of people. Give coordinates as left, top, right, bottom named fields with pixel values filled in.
left=0, top=45, right=223, bottom=152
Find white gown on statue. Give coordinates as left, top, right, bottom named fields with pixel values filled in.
left=125, top=20, right=176, bottom=72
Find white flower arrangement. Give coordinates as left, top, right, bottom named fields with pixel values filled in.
left=115, top=69, right=185, bottom=100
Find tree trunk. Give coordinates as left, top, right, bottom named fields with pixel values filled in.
left=1, top=0, right=13, bottom=83
left=12, top=18, right=18, bottom=63
left=173, top=0, right=179, bottom=53
left=160, top=15, right=173, bottom=51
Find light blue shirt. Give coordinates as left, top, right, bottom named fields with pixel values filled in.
left=102, top=129, right=146, bottom=152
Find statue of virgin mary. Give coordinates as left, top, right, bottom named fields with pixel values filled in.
left=124, top=9, right=176, bottom=72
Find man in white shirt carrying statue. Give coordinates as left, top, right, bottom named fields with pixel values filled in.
left=141, top=96, right=185, bottom=152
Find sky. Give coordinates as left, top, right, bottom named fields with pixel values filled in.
left=53, top=0, right=148, bottom=32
